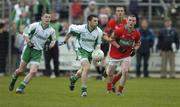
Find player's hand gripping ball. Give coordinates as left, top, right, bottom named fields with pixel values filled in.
left=92, top=49, right=104, bottom=61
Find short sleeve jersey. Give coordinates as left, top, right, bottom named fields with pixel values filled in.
left=68, top=24, right=103, bottom=52
left=104, top=18, right=127, bottom=35
left=109, top=26, right=141, bottom=59
left=23, top=22, right=56, bottom=50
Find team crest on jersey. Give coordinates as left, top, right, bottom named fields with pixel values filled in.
left=117, top=38, right=134, bottom=47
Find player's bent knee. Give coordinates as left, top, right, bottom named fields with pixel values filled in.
left=29, top=70, right=37, bottom=76
left=106, top=71, right=113, bottom=77
left=15, top=69, right=23, bottom=74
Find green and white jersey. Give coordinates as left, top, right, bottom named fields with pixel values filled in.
left=23, top=22, right=56, bottom=50
left=68, top=24, right=103, bottom=52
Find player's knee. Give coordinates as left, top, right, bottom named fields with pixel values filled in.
left=15, top=69, right=23, bottom=75
left=82, top=64, right=90, bottom=71
left=29, top=70, right=37, bottom=76
left=106, top=70, right=113, bottom=77
left=122, top=69, right=128, bottom=75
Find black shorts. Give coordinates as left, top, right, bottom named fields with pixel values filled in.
left=101, top=43, right=109, bottom=56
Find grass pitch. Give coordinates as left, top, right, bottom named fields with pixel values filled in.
left=0, top=76, right=180, bottom=107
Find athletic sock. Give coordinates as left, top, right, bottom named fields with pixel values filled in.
left=71, top=75, right=79, bottom=83
left=81, top=85, right=87, bottom=92
left=118, top=85, right=124, bottom=93
left=12, top=73, right=18, bottom=80
left=107, top=82, right=112, bottom=91
left=18, top=81, right=27, bottom=90
left=112, top=74, right=121, bottom=85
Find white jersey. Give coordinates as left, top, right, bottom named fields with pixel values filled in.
left=68, top=24, right=103, bottom=52
left=23, top=22, right=56, bottom=50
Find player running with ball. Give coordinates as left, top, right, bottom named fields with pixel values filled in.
left=61, top=14, right=103, bottom=97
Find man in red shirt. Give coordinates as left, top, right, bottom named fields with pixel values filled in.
left=103, top=6, right=127, bottom=92
left=106, top=15, right=141, bottom=96
left=103, top=6, right=126, bottom=41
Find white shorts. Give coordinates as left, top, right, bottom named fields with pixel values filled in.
left=108, top=56, right=131, bottom=66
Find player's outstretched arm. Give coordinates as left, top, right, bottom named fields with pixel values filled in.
left=58, top=33, right=72, bottom=46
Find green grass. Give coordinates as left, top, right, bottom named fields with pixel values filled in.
left=0, top=76, right=180, bottom=107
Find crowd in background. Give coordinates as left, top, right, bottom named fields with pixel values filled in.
left=0, top=0, right=180, bottom=79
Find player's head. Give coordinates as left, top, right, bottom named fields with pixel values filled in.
left=126, top=15, right=136, bottom=28
left=87, top=14, right=99, bottom=29
left=41, top=12, right=51, bottom=26
left=115, top=6, right=125, bottom=18
left=164, top=17, right=172, bottom=28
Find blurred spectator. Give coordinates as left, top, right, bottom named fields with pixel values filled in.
left=104, top=6, right=112, bottom=19
left=14, top=25, right=25, bottom=68
left=71, top=0, right=83, bottom=24
left=60, top=21, right=69, bottom=36
left=12, top=10, right=30, bottom=69
left=168, top=0, right=178, bottom=27
left=57, top=0, right=69, bottom=19
left=10, top=0, right=29, bottom=34
left=31, top=0, right=51, bottom=21
left=157, top=18, right=179, bottom=78
left=11, top=0, right=29, bottom=23
left=136, top=18, right=155, bottom=78
left=16, top=12, right=30, bottom=33
left=84, top=0, right=98, bottom=23
left=129, top=0, right=139, bottom=28
left=94, top=11, right=109, bottom=80
left=43, top=12, right=62, bottom=78
left=99, top=6, right=112, bottom=19
left=0, top=22, right=9, bottom=76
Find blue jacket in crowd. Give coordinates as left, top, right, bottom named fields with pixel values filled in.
left=137, top=28, right=155, bottom=53
left=157, top=27, right=179, bottom=51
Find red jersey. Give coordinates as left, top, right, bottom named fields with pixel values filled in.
left=104, top=18, right=127, bottom=35
left=109, top=26, right=141, bottom=59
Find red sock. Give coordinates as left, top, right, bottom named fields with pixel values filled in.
left=118, top=85, right=124, bottom=93
left=112, top=74, right=121, bottom=85
left=107, top=82, right=112, bottom=91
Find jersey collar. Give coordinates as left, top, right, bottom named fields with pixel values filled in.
left=40, top=21, right=50, bottom=30
left=86, top=24, right=96, bottom=33
left=124, top=25, right=135, bottom=33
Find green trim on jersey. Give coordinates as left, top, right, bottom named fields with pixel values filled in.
left=94, top=37, right=98, bottom=49
left=29, top=29, right=36, bottom=39
left=76, top=48, right=93, bottom=63
left=86, top=24, right=96, bottom=33
left=70, top=31, right=82, bottom=48
left=40, top=22, right=50, bottom=30
left=22, top=46, right=42, bottom=64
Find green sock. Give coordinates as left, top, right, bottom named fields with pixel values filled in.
left=71, top=75, right=79, bottom=83
left=18, top=81, right=26, bottom=90
left=81, top=85, right=87, bottom=92
left=12, top=73, right=18, bottom=80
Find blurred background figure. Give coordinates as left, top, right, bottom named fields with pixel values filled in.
left=11, top=0, right=29, bottom=23
left=129, top=0, right=139, bottom=28
left=157, top=18, right=179, bottom=79
left=136, top=18, right=155, bottom=78
left=168, top=0, right=178, bottom=27
left=94, top=8, right=109, bottom=80
left=0, top=21, right=9, bottom=76
left=14, top=25, right=25, bottom=68
left=83, top=0, right=98, bottom=23
left=43, top=12, right=62, bottom=78
left=71, top=0, right=83, bottom=24
left=31, top=0, right=51, bottom=21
